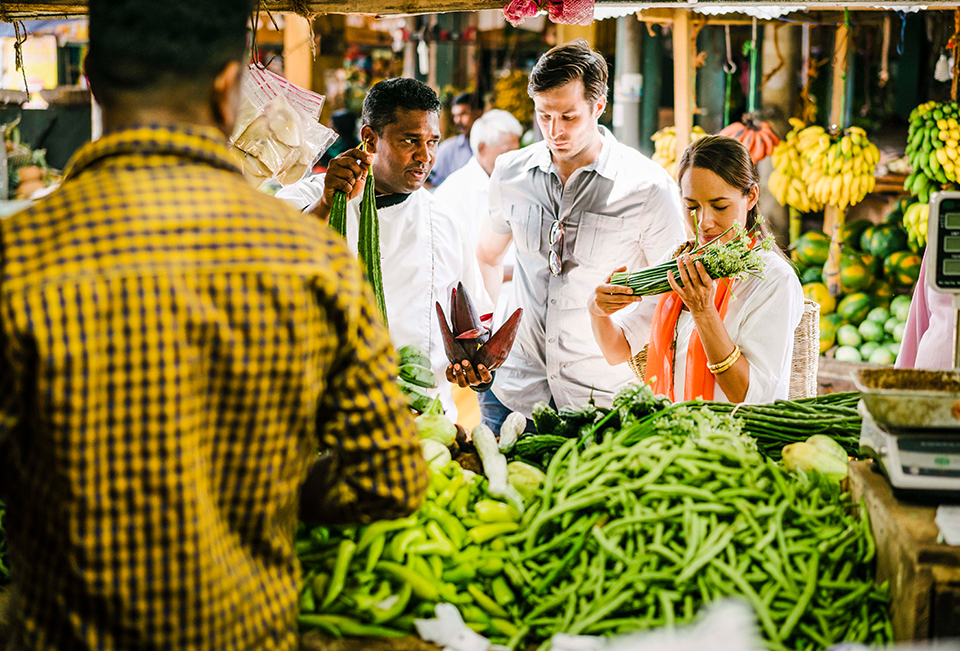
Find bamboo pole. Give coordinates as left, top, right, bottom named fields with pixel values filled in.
left=672, top=9, right=695, bottom=165
left=824, top=15, right=851, bottom=298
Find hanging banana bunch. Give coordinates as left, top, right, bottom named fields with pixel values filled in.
left=798, top=125, right=879, bottom=212
left=769, top=119, right=823, bottom=215
left=651, top=125, right=708, bottom=180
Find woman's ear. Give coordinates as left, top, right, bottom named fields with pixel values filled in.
left=747, top=183, right=760, bottom=211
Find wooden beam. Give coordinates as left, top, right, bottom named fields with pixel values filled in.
left=823, top=21, right=850, bottom=297
left=672, top=8, right=694, bottom=164
left=283, top=14, right=313, bottom=90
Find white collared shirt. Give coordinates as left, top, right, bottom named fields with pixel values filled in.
left=486, top=126, right=686, bottom=414
left=276, top=179, right=493, bottom=419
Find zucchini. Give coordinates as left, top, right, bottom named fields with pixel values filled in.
left=398, top=363, right=437, bottom=389
left=531, top=402, right=563, bottom=435
left=511, top=435, right=567, bottom=464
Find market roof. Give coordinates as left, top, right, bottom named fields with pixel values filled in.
left=0, top=0, right=955, bottom=17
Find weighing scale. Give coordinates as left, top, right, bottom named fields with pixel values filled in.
left=856, top=191, right=960, bottom=501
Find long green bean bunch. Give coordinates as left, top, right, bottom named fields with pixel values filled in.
left=509, top=406, right=890, bottom=650
left=610, top=224, right=770, bottom=296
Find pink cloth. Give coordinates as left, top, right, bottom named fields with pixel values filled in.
left=895, top=249, right=957, bottom=370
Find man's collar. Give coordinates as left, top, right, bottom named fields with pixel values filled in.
left=63, top=124, right=240, bottom=182
left=525, top=125, right=619, bottom=181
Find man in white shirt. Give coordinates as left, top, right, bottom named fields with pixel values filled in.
left=472, top=39, right=687, bottom=434
left=276, top=78, right=493, bottom=419
left=426, top=92, right=483, bottom=188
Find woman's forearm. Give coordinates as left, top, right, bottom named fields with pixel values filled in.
left=691, top=307, right=750, bottom=402
left=590, top=313, right=633, bottom=365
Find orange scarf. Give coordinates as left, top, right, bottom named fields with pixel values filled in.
left=644, top=279, right=733, bottom=401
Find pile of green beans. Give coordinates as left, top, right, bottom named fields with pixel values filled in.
left=295, top=462, right=525, bottom=644
left=506, top=406, right=890, bottom=651
left=679, top=392, right=862, bottom=460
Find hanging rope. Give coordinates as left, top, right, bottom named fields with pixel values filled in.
left=12, top=19, right=27, bottom=95
left=723, top=25, right=736, bottom=128
left=745, top=17, right=758, bottom=117
left=896, top=10, right=906, bottom=56
left=761, top=23, right=785, bottom=90
left=879, top=14, right=891, bottom=88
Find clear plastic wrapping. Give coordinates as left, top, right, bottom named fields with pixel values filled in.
left=229, top=65, right=338, bottom=187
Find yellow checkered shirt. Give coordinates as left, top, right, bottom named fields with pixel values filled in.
left=0, top=124, right=428, bottom=650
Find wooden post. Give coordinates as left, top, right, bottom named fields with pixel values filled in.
left=672, top=9, right=694, bottom=165
left=824, top=20, right=850, bottom=298
left=284, top=14, right=314, bottom=90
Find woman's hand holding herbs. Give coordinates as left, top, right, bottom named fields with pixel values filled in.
left=667, top=253, right=717, bottom=316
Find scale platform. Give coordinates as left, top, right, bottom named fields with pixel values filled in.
left=855, top=368, right=960, bottom=502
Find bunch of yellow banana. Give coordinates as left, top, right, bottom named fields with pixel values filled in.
left=651, top=125, right=707, bottom=180
left=799, top=125, right=879, bottom=211
left=769, top=118, right=823, bottom=214
left=903, top=201, right=930, bottom=249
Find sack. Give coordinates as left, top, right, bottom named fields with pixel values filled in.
left=230, top=65, right=338, bottom=187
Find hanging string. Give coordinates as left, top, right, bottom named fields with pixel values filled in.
left=745, top=17, right=758, bottom=116
left=12, top=19, right=27, bottom=95
left=251, top=1, right=262, bottom=66
left=762, top=23, right=785, bottom=89
left=723, top=25, right=736, bottom=128
left=896, top=10, right=906, bottom=56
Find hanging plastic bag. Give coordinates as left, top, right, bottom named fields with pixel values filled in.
left=229, top=65, right=338, bottom=187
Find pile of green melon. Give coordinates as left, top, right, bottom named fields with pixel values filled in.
left=793, top=200, right=921, bottom=365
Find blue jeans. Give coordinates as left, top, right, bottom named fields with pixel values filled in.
left=477, top=390, right=553, bottom=437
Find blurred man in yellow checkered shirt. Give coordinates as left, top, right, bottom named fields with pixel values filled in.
left=0, top=1, right=428, bottom=649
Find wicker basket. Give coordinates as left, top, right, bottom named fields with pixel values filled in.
left=627, top=299, right=821, bottom=400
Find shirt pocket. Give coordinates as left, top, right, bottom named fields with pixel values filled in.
left=509, top=204, right=543, bottom=254
left=573, top=211, right=629, bottom=267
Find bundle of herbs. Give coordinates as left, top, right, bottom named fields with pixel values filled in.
left=610, top=224, right=769, bottom=296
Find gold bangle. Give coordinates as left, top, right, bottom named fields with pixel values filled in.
left=708, top=345, right=741, bottom=375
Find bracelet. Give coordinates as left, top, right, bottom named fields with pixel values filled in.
left=708, top=345, right=741, bottom=375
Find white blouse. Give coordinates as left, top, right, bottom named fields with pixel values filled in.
left=620, top=249, right=804, bottom=404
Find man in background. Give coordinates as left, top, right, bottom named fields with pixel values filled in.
left=426, top=91, right=483, bottom=187
left=0, top=2, right=427, bottom=649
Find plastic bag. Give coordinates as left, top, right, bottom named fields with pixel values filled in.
left=229, top=65, right=338, bottom=187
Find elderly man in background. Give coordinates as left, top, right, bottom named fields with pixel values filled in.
left=427, top=92, right=484, bottom=187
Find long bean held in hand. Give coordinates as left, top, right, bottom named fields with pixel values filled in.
left=680, top=392, right=862, bottom=460
left=610, top=225, right=769, bottom=296
left=510, top=406, right=889, bottom=651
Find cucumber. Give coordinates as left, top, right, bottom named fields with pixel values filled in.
left=396, top=378, right=433, bottom=413
left=398, top=363, right=437, bottom=389
left=511, top=434, right=567, bottom=465
left=398, top=344, right=431, bottom=369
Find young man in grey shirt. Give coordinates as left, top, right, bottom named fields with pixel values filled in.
left=465, top=39, right=686, bottom=434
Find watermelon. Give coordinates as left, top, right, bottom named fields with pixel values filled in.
left=823, top=249, right=872, bottom=292
left=885, top=251, right=923, bottom=287
left=801, top=266, right=824, bottom=285
left=859, top=319, right=885, bottom=343
left=835, top=346, right=863, bottom=363
left=803, top=282, right=836, bottom=315
left=862, top=223, right=909, bottom=259
left=819, top=315, right=837, bottom=354
left=825, top=313, right=846, bottom=329
left=841, top=220, right=873, bottom=250
left=837, top=292, right=873, bottom=325
left=887, top=341, right=901, bottom=357
left=836, top=324, right=863, bottom=347
left=872, top=280, right=894, bottom=306
left=861, top=252, right=882, bottom=278
left=868, top=347, right=896, bottom=365
left=891, top=295, right=912, bottom=321
left=794, top=231, right=831, bottom=266
left=884, top=316, right=901, bottom=335
left=866, top=307, right=890, bottom=324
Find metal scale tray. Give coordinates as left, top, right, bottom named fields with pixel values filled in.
left=853, top=368, right=960, bottom=431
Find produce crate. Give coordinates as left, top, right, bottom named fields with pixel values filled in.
left=301, top=633, right=438, bottom=651
left=849, top=460, right=960, bottom=640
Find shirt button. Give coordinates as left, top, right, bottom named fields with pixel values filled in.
left=550, top=374, right=558, bottom=380
left=550, top=299, right=556, bottom=305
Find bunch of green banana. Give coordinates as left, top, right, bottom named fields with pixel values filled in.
left=769, top=118, right=823, bottom=214
left=905, top=100, right=959, bottom=202
left=798, top=125, right=879, bottom=211
left=396, top=345, right=439, bottom=413
left=651, top=125, right=707, bottom=180
left=903, top=201, right=930, bottom=250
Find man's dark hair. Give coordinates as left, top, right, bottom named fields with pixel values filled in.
left=528, top=39, right=608, bottom=103
left=453, top=92, right=479, bottom=110
left=86, top=0, right=251, bottom=105
left=362, top=78, right=441, bottom=135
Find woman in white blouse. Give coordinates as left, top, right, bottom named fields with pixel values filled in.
left=588, top=135, right=803, bottom=403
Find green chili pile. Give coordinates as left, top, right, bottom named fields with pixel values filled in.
left=509, top=406, right=889, bottom=650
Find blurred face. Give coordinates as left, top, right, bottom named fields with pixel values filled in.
left=680, top=166, right=759, bottom=247
left=365, top=108, right=441, bottom=194
left=453, top=103, right=482, bottom=135
left=476, top=131, right=520, bottom=176
left=533, top=80, right=605, bottom=164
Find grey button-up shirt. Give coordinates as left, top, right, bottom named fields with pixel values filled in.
left=487, top=127, right=686, bottom=414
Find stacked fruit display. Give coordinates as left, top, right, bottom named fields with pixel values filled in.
left=650, top=125, right=707, bottom=179
left=796, top=125, right=880, bottom=211
left=903, top=200, right=930, bottom=250
left=905, top=100, right=960, bottom=202
left=793, top=210, right=921, bottom=363
left=718, top=115, right=780, bottom=164
left=769, top=118, right=824, bottom=214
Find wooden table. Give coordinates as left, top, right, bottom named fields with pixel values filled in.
left=849, top=460, right=960, bottom=640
